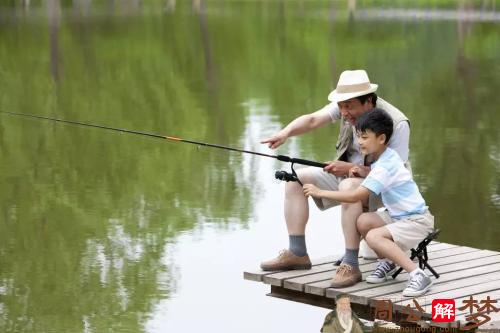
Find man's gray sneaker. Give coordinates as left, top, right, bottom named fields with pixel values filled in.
left=366, top=260, right=397, bottom=284
left=403, top=269, right=433, bottom=297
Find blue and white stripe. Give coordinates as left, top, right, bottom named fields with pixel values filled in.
left=362, top=148, right=428, bottom=218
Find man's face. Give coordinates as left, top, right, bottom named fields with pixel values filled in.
left=357, top=129, right=386, bottom=156
left=336, top=297, right=352, bottom=312
left=337, top=98, right=372, bottom=125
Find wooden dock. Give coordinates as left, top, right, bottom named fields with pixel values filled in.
left=244, top=241, right=500, bottom=330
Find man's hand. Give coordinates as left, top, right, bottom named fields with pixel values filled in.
left=348, top=165, right=369, bottom=178
left=323, top=161, right=352, bottom=177
left=303, top=184, right=323, bottom=198
left=261, top=131, right=288, bottom=149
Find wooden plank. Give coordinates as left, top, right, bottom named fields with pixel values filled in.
left=283, top=261, right=379, bottom=291
left=305, top=247, right=490, bottom=297
left=243, top=255, right=339, bottom=282
left=245, top=241, right=500, bottom=330
left=425, top=242, right=459, bottom=252
left=306, top=279, right=346, bottom=296
left=392, top=279, right=500, bottom=315
left=356, top=258, right=500, bottom=299
left=266, top=285, right=336, bottom=310
left=244, top=242, right=458, bottom=283
left=364, top=252, right=500, bottom=301
left=263, top=258, right=377, bottom=286
left=354, top=256, right=500, bottom=297
left=267, top=286, right=374, bottom=322
left=292, top=246, right=464, bottom=295
left=426, top=283, right=500, bottom=311
left=427, top=245, right=477, bottom=256
left=296, top=246, right=474, bottom=294
left=324, top=250, right=499, bottom=305
left=383, top=270, right=500, bottom=307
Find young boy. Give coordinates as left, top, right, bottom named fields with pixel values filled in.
left=303, top=108, right=434, bottom=297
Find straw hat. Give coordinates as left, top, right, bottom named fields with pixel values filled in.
left=328, top=70, right=378, bottom=102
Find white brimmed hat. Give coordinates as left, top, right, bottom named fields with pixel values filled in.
left=328, top=70, right=378, bottom=102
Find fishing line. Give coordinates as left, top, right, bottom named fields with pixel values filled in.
left=0, top=111, right=327, bottom=171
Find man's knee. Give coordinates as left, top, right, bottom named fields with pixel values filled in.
left=295, top=168, right=316, bottom=184
left=338, top=177, right=362, bottom=192
left=339, top=178, right=365, bottom=207
left=285, top=180, right=303, bottom=196
left=285, top=168, right=315, bottom=195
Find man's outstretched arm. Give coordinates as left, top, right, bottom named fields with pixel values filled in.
left=261, top=109, right=332, bottom=149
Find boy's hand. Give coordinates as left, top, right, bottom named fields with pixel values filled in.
left=303, top=184, right=323, bottom=198
left=349, top=165, right=364, bottom=178
left=349, top=165, right=369, bottom=178
left=261, top=131, right=288, bottom=149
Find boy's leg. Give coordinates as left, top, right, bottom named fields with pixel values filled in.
left=365, top=226, right=417, bottom=272
left=365, top=225, right=433, bottom=296
left=358, top=213, right=398, bottom=283
left=356, top=212, right=387, bottom=239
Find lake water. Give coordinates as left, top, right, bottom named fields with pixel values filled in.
left=0, top=1, right=498, bottom=332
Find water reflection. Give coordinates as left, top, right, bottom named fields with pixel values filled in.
left=149, top=103, right=342, bottom=333
left=0, top=1, right=498, bottom=332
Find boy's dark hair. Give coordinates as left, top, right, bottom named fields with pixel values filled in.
left=355, top=108, right=393, bottom=144
left=355, top=92, right=377, bottom=106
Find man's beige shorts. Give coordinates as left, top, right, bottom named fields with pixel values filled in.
left=376, top=210, right=435, bottom=252
left=296, top=166, right=345, bottom=210
left=297, top=166, right=381, bottom=211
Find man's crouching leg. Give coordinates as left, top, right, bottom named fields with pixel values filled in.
left=260, top=168, right=314, bottom=271
left=330, top=178, right=365, bottom=288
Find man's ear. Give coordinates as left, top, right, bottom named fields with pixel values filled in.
left=377, top=133, right=387, bottom=144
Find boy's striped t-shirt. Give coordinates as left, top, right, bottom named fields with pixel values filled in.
left=361, top=147, right=428, bottom=218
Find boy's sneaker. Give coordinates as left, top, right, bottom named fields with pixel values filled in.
left=366, top=260, right=397, bottom=284
left=403, top=269, right=433, bottom=297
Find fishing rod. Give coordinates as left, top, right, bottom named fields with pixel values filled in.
left=0, top=111, right=327, bottom=184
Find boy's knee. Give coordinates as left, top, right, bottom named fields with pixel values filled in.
left=365, top=230, right=380, bottom=245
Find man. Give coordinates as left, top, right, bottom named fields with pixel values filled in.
left=260, top=70, right=411, bottom=288
left=321, top=294, right=366, bottom=333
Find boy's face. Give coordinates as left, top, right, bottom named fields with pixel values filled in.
left=357, top=129, right=386, bottom=155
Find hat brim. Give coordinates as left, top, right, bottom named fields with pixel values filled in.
left=327, top=84, right=378, bottom=103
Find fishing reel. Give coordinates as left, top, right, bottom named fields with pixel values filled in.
left=274, top=163, right=303, bottom=186
left=275, top=170, right=298, bottom=182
